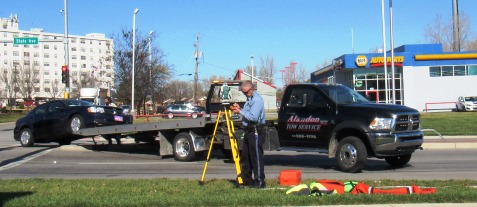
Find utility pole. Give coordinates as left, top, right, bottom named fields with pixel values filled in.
left=63, top=0, right=70, bottom=99
left=193, top=32, right=200, bottom=104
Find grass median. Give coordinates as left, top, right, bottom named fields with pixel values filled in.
left=1, top=179, right=477, bottom=206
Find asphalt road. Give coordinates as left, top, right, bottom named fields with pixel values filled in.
left=1, top=122, right=477, bottom=181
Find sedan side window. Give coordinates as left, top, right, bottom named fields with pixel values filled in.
left=49, top=101, right=66, bottom=113
left=35, top=104, right=48, bottom=115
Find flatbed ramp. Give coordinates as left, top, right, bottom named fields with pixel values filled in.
left=73, top=118, right=206, bottom=136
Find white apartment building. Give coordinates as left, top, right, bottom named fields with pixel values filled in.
left=0, top=14, right=114, bottom=105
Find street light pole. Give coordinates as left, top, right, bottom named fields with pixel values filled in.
left=149, top=31, right=154, bottom=109
left=131, top=8, right=139, bottom=114
left=250, top=55, right=254, bottom=81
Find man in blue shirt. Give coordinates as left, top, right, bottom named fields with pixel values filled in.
left=231, top=80, right=266, bottom=188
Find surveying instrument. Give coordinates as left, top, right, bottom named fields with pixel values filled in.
left=199, top=83, right=244, bottom=187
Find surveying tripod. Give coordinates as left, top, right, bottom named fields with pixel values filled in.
left=199, top=104, right=243, bottom=186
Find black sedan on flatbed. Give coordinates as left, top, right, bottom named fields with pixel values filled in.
left=14, top=99, right=133, bottom=146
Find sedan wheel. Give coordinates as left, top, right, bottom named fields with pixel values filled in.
left=20, top=128, right=34, bottom=147
left=68, top=115, right=84, bottom=133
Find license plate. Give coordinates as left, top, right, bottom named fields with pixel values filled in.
left=114, top=115, right=123, bottom=122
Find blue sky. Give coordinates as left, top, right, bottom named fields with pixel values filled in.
left=2, top=0, right=476, bottom=87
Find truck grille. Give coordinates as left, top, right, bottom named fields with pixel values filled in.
left=394, top=113, right=420, bottom=132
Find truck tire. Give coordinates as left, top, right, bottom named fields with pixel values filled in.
left=167, top=113, right=174, bottom=119
left=385, top=154, right=412, bottom=167
left=336, top=136, right=367, bottom=173
left=173, top=132, right=196, bottom=162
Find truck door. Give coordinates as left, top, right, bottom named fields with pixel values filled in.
left=278, top=86, right=333, bottom=148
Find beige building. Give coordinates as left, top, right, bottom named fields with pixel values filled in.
left=0, top=14, right=113, bottom=105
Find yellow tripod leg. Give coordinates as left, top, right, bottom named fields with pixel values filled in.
left=199, top=111, right=222, bottom=185
left=224, top=109, right=244, bottom=186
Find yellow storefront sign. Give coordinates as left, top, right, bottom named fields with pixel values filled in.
left=355, top=55, right=368, bottom=67
left=370, top=56, right=404, bottom=64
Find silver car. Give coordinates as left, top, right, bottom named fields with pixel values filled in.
left=456, top=96, right=477, bottom=112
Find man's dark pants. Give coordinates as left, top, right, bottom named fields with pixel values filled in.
left=241, top=127, right=266, bottom=188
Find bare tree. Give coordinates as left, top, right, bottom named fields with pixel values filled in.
left=47, top=79, right=63, bottom=99
left=296, top=64, right=309, bottom=83
left=162, top=80, right=194, bottom=102
left=17, top=59, right=40, bottom=101
left=113, top=28, right=171, bottom=113
left=424, top=13, right=474, bottom=51
left=0, top=63, right=20, bottom=106
left=258, top=56, right=275, bottom=84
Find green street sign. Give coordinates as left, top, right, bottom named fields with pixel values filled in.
left=13, top=37, right=39, bottom=45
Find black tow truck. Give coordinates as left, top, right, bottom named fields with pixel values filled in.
left=74, top=81, right=423, bottom=173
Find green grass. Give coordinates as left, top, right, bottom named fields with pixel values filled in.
left=1, top=179, right=477, bottom=206
left=420, top=112, right=477, bottom=135
left=0, top=113, right=25, bottom=123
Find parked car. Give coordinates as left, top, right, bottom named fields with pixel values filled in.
left=456, top=96, right=477, bottom=112
left=14, top=99, right=133, bottom=147
left=163, top=104, right=205, bottom=119
left=120, top=105, right=131, bottom=115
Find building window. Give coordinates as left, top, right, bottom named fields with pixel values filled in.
left=80, top=39, right=85, bottom=44
left=24, top=52, right=30, bottom=57
left=71, top=47, right=77, bottom=52
left=33, top=61, right=40, bottom=66
left=3, top=51, right=6, bottom=55
left=34, top=45, right=39, bottom=49
left=90, top=48, right=93, bottom=52
left=81, top=47, right=85, bottom=52
left=54, top=45, right=58, bottom=50
left=44, top=53, right=50, bottom=58
left=72, top=55, right=77, bottom=59
left=34, top=87, right=40, bottom=92
left=72, top=71, right=77, bottom=76
left=4, top=60, right=8, bottom=65
left=44, top=88, right=51, bottom=93
left=429, top=66, right=441, bottom=77
left=71, top=38, right=77, bottom=43
left=34, top=70, right=40, bottom=76
left=468, top=65, right=477, bottom=76
left=44, top=71, right=50, bottom=76
left=54, top=54, right=58, bottom=58
left=81, top=64, right=86, bottom=68
left=44, top=62, right=50, bottom=67
left=13, top=51, right=19, bottom=56
left=34, top=52, right=39, bottom=57
left=13, top=60, right=20, bottom=65
left=24, top=61, right=30, bottom=66
left=98, top=49, right=102, bottom=53
left=81, top=56, right=86, bottom=60
left=72, top=63, right=77, bottom=68
left=454, top=66, right=466, bottom=76
left=24, top=45, right=29, bottom=48
left=43, top=44, right=49, bottom=49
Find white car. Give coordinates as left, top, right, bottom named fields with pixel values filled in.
left=456, top=96, right=477, bottom=112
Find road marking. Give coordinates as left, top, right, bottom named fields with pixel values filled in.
left=0, top=149, right=53, bottom=172
left=78, top=161, right=199, bottom=165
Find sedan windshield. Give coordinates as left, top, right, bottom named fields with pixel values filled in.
left=464, top=97, right=477, bottom=101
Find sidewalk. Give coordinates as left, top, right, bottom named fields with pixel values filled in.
left=422, top=135, right=477, bottom=149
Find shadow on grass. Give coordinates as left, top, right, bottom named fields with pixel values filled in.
left=0, top=192, right=33, bottom=206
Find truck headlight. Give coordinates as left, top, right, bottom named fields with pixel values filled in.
left=370, top=117, right=393, bottom=130
left=88, top=107, right=105, bottom=113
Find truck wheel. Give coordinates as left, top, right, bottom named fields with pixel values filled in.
left=191, top=113, right=198, bottom=119
left=167, top=113, right=174, bottom=119
left=385, top=154, right=412, bottom=167
left=173, top=132, right=196, bottom=161
left=19, top=128, right=34, bottom=147
left=336, top=136, right=367, bottom=173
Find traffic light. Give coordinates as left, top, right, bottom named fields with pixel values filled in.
left=61, top=65, right=68, bottom=84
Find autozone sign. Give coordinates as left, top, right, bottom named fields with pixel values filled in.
left=355, top=55, right=368, bottom=67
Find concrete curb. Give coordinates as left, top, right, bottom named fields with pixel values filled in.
left=423, top=136, right=477, bottom=149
